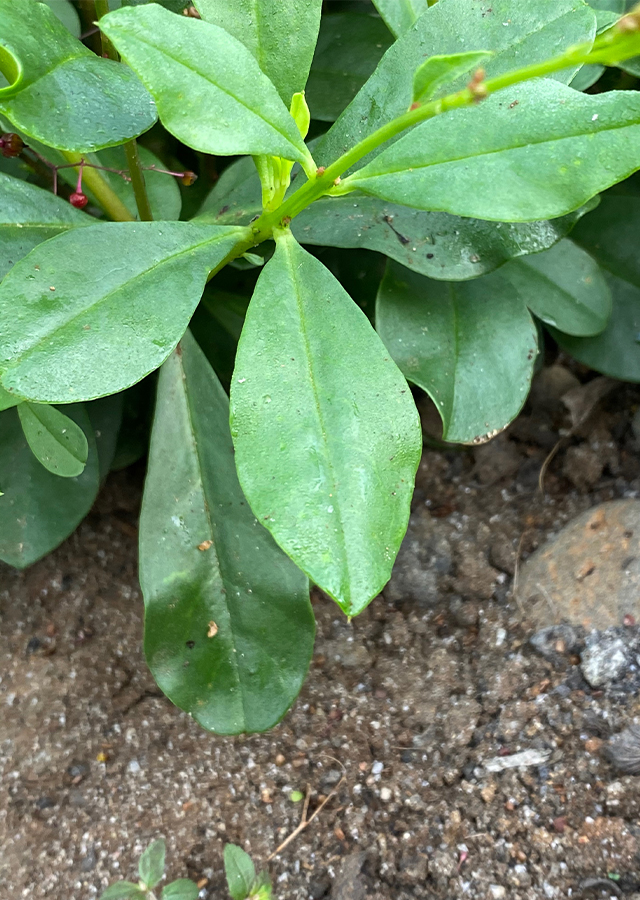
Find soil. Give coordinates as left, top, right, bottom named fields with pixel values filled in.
left=3, top=369, right=640, bottom=900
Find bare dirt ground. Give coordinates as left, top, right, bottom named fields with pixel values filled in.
left=3, top=370, right=640, bottom=900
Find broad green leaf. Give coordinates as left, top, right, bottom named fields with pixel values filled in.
left=87, top=394, right=124, bottom=480
left=345, top=80, right=640, bottom=222
left=0, top=222, right=246, bottom=403
left=162, top=880, right=199, bottom=900
left=413, top=51, right=493, bottom=104
left=224, top=845, right=256, bottom=900
left=0, top=382, right=19, bottom=411
left=0, top=0, right=156, bottom=152
left=196, top=155, right=263, bottom=225
left=139, top=331, right=314, bottom=734
left=194, top=0, right=322, bottom=105
left=305, top=13, right=393, bottom=122
left=100, top=884, right=146, bottom=900
left=572, top=194, right=640, bottom=287
left=100, top=5, right=311, bottom=164
left=40, top=0, right=81, bottom=37
left=0, top=404, right=99, bottom=568
left=138, top=840, right=165, bottom=890
left=500, top=239, right=612, bottom=336
left=371, top=0, right=429, bottom=38
left=18, top=401, right=89, bottom=477
left=376, top=262, right=537, bottom=443
left=0, top=171, right=90, bottom=280
left=317, top=0, right=596, bottom=170
left=122, top=0, right=192, bottom=9
left=230, top=232, right=421, bottom=616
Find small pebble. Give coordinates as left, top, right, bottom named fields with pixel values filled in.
left=371, top=761, right=384, bottom=775
left=380, top=787, right=392, bottom=801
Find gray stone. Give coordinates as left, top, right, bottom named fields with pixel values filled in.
left=517, top=500, right=640, bottom=629
left=331, top=852, right=370, bottom=900
left=581, top=634, right=630, bottom=687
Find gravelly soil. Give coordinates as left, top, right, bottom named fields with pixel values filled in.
left=3, top=372, right=640, bottom=900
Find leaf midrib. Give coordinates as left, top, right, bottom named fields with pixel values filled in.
left=24, top=402, right=86, bottom=465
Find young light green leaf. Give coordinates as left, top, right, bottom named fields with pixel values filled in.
left=317, top=0, right=596, bottom=170
left=412, top=50, right=493, bottom=104
left=194, top=0, right=322, bottom=105
left=0, top=171, right=90, bottom=280
left=224, top=844, right=256, bottom=900
left=138, top=839, right=166, bottom=890
left=0, top=0, right=156, bottom=152
left=100, top=5, right=311, bottom=164
left=0, top=404, right=99, bottom=568
left=376, top=262, right=538, bottom=443
left=100, top=884, right=147, bottom=900
left=18, top=401, right=89, bottom=477
left=139, top=331, right=314, bottom=734
left=0, top=222, right=247, bottom=403
left=230, top=232, right=421, bottom=617
left=161, top=879, right=199, bottom=900
left=345, top=80, right=640, bottom=222
left=371, top=0, right=429, bottom=38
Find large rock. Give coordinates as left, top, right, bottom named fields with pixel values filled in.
left=517, top=500, right=640, bottom=629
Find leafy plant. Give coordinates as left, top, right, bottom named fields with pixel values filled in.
left=2, top=0, right=640, bottom=734
left=100, top=838, right=198, bottom=900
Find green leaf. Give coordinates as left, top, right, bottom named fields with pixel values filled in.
left=0, top=222, right=246, bottom=403
left=87, top=394, right=125, bottom=480
left=190, top=289, right=249, bottom=388
left=0, top=404, right=99, bottom=568
left=18, top=401, right=89, bottom=477
left=100, top=884, right=147, bottom=900
left=230, top=232, right=421, bottom=616
left=500, top=239, right=612, bottom=336
left=139, top=331, right=314, bottom=734
left=371, top=0, right=429, bottom=38
left=40, top=0, right=81, bottom=37
left=161, top=880, right=199, bottom=900
left=122, top=0, right=192, bottom=9
left=0, top=171, right=90, bottom=280
left=224, top=845, right=256, bottom=900
left=412, top=51, right=493, bottom=104
left=304, top=13, right=393, bottom=122
left=376, top=262, right=538, bottom=443
left=138, top=839, right=165, bottom=890
left=100, top=5, right=311, bottom=164
left=346, top=80, right=640, bottom=222
left=572, top=194, right=640, bottom=287
left=0, top=0, right=157, bottom=152
left=0, top=382, right=19, bottom=411
left=194, top=0, right=322, bottom=105
left=317, top=0, right=596, bottom=170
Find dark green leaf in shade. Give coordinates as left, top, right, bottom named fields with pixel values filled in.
left=40, top=0, right=81, bottom=37
left=139, top=331, right=314, bottom=735
left=189, top=289, right=249, bottom=389
left=0, top=0, right=157, bottom=152
left=0, top=404, right=99, bottom=568
left=345, top=80, right=640, bottom=222
left=224, top=844, right=256, bottom=900
left=0, top=222, right=247, bottom=403
left=230, top=232, right=421, bottom=617
left=161, top=880, right=199, bottom=900
left=100, top=5, right=311, bottom=164
left=371, top=0, right=429, bottom=38
left=109, top=381, right=153, bottom=472
left=138, top=839, right=165, bottom=890
left=194, top=0, right=322, bottom=105
left=18, top=401, right=89, bottom=477
left=87, top=394, right=125, bottom=481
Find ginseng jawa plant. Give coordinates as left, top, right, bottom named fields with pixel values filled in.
left=2, top=0, right=640, bottom=734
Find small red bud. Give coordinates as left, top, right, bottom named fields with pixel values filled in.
left=69, top=192, right=88, bottom=209
left=0, top=132, right=24, bottom=158
left=181, top=170, right=197, bottom=186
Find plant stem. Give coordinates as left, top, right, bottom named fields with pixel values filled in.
left=94, top=0, right=119, bottom=61
left=123, top=140, right=154, bottom=220
left=62, top=151, right=134, bottom=221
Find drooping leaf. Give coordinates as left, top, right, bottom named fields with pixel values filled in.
left=345, top=80, right=640, bottom=222
left=376, top=262, right=538, bottom=443
left=412, top=50, right=493, bottom=104
left=100, top=5, right=311, bottom=164
left=224, top=845, right=256, bottom=900
left=317, top=0, right=596, bottom=170
left=305, top=13, right=393, bottom=122
left=0, top=404, right=99, bottom=568
left=194, top=0, right=322, bottom=105
left=500, top=239, right=612, bottom=336
left=18, top=401, right=89, bottom=477
left=100, top=884, right=146, bottom=900
left=139, top=331, right=314, bottom=734
left=138, top=840, right=165, bottom=891
left=161, top=880, right=199, bottom=900
left=0, top=222, right=246, bottom=403
left=371, top=0, right=429, bottom=38
left=0, top=171, right=90, bottom=280
left=0, top=0, right=157, bottom=152
left=230, top=231, right=421, bottom=617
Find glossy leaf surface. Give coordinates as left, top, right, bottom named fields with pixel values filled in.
left=376, top=262, right=537, bottom=443
left=371, top=0, right=429, bottom=38
left=194, top=0, right=322, bottom=104
left=0, top=404, right=99, bottom=568
left=347, top=81, right=640, bottom=222
left=18, top=401, right=89, bottom=477
left=139, top=331, right=313, bottom=735
left=0, top=0, right=156, bottom=152
left=101, top=5, right=310, bottom=163
left=230, top=232, right=421, bottom=616
left=0, top=222, right=246, bottom=403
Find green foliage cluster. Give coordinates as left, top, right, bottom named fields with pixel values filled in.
left=1, top=0, right=640, bottom=734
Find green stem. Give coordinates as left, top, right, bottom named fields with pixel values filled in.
left=62, top=151, right=134, bottom=222
left=94, top=0, right=118, bottom=61
left=123, top=140, right=154, bottom=221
